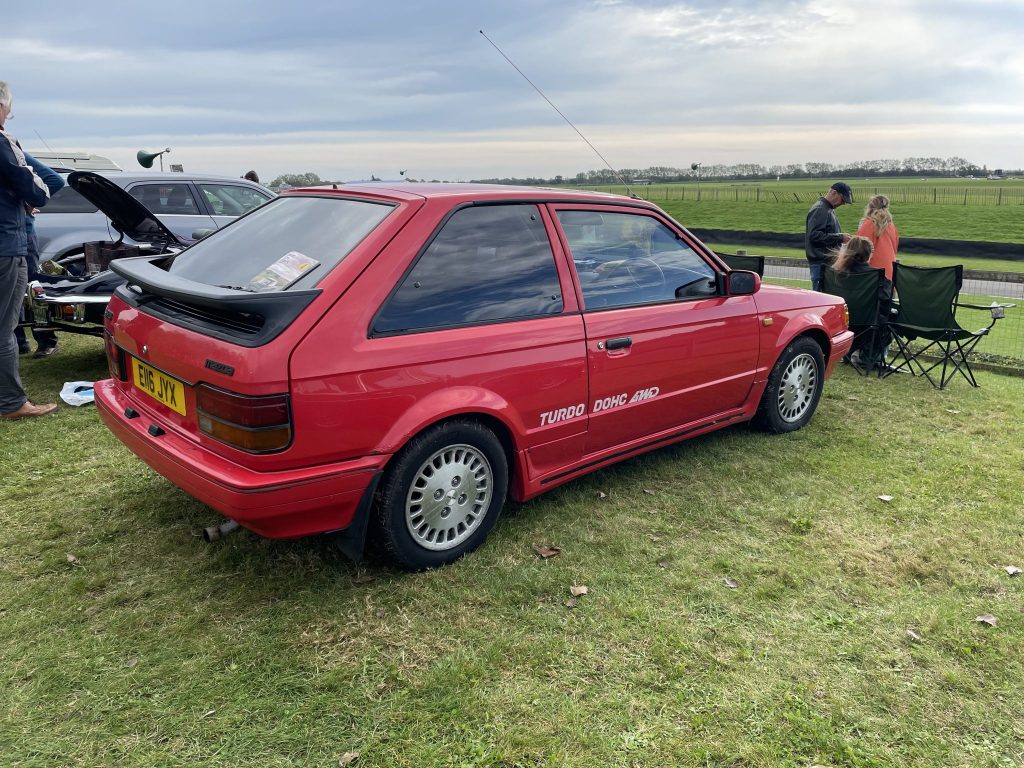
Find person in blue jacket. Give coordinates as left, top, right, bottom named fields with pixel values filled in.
left=0, top=80, right=57, bottom=419
left=14, top=153, right=64, bottom=356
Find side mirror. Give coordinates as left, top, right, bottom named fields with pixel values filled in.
left=191, top=228, right=215, bottom=240
left=727, top=270, right=760, bottom=296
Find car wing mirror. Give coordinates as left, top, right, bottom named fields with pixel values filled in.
left=191, top=228, right=215, bottom=240
left=727, top=270, right=760, bottom=296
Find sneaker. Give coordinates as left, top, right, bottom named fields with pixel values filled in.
left=33, top=346, right=57, bottom=359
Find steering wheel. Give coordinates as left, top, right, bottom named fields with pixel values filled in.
left=598, top=257, right=666, bottom=291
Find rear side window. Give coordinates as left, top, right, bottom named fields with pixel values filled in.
left=35, top=186, right=99, bottom=214
left=198, top=183, right=271, bottom=216
left=168, top=196, right=393, bottom=292
left=373, top=204, right=563, bottom=335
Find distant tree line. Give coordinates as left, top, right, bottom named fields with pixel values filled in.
left=473, top=157, right=1023, bottom=186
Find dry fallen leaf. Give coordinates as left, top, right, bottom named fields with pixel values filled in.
left=877, top=495, right=894, bottom=503
left=905, top=629, right=923, bottom=644
left=723, top=577, right=739, bottom=589
left=945, top=409, right=961, bottom=415
left=125, top=657, right=139, bottom=669
left=201, top=710, right=216, bottom=719
left=845, top=395, right=859, bottom=401
left=533, top=544, right=561, bottom=559
left=66, top=553, right=79, bottom=565
left=339, top=752, right=360, bottom=766
left=976, top=614, right=999, bottom=627
left=597, top=491, right=607, bottom=499
left=570, top=585, right=589, bottom=597
left=352, top=573, right=376, bottom=585
left=657, top=560, right=671, bottom=569
left=564, top=597, right=578, bottom=609
left=1005, top=565, right=1022, bottom=577
left=643, top=489, right=655, bottom=495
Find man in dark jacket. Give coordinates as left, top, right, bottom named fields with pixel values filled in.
left=0, top=80, right=57, bottom=419
left=13, top=153, right=64, bottom=357
left=805, top=181, right=853, bottom=291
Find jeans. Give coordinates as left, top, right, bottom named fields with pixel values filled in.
left=0, top=256, right=28, bottom=414
left=808, top=262, right=826, bottom=292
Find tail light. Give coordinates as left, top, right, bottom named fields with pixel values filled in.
left=105, top=332, right=127, bottom=380
left=196, top=385, right=292, bottom=453
left=842, top=303, right=850, bottom=329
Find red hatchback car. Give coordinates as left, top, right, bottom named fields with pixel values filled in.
left=97, top=184, right=853, bottom=569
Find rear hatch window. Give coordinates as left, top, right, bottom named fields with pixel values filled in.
left=167, top=196, right=394, bottom=292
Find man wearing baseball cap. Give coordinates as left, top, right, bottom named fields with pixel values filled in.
left=805, top=182, right=853, bottom=291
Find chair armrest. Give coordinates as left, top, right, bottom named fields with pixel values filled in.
left=956, top=301, right=1015, bottom=320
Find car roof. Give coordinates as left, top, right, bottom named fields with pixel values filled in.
left=62, top=170, right=274, bottom=192
left=284, top=182, right=654, bottom=207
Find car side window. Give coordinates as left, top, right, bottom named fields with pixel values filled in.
left=33, top=186, right=99, bottom=214
left=198, top=184, right=271, bottom=216
left=557, top=210, right=717, bottom=310
left=129, top=183, right=200, bottom=216
left=374, top=204, right=563, bottom=334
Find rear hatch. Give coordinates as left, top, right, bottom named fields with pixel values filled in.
left=106, top=191, right=420, bottom=464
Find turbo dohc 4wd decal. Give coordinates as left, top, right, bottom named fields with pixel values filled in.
left=539, top=387, right=661, bottom=425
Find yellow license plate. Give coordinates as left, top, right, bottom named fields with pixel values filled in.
left=132, top=358, right=186, bottom=416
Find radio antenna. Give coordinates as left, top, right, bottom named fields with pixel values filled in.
left=479, top=29, right=636, bottom=197
left=33, top=129, right=55, bottom=153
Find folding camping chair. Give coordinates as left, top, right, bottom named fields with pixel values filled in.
left=718, top=252, right=765, bottom=276
left=822, top=265, right=891, bottom=376
left=886, top=263, right=1013, bottom=389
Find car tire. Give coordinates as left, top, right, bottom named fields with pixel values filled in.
left=374, top=420, right=508, bottom=571
left=752, top=336, right=825, bottom=434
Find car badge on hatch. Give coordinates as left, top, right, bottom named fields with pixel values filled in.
left=205, top=359, right=235, bottom=376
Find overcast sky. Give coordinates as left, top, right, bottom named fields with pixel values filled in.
left=2, top=0, right=1022, bottom=181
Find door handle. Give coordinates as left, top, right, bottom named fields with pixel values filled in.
left=605, top=336, right=633, bottom=350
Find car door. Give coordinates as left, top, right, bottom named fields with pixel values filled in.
left=196, top=182, right=273, bottom=229
left=553, top=206, right=759, bottom=455
left=127, top=182, right=216, bottom=241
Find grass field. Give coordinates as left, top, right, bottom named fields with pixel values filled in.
left=571, top=178, right=1024, bottom=244
left=659, top=199, right=1024, bottom=245
left=3, top=337, right=1023, bottom=767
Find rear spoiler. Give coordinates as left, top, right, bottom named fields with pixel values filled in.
left=111, top=255, right=320, bottom=347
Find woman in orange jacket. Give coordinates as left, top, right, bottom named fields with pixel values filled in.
left=855, top=195, right=899, bottom=281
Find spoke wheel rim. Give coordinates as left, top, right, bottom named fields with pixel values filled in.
left=405, top=444, right=493, bottom=551
left=777, top=352, right=818, bottom=422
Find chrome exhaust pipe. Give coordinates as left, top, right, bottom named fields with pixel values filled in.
left=202, top=519, right=240, bottom=543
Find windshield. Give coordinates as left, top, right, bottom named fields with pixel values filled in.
left=168, top=196, right=394, bottom=292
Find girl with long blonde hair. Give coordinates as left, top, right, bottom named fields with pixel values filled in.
left=855, top=195, right=899, bottom=280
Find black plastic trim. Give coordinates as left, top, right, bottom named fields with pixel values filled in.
left=112, top=255, right=321, bottom=347
left=330, top=470, right=383, bottom=562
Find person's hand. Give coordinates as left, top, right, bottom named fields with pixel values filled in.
left=24, top=204, right=38, bottom=215
left=841, top=233, right=851, bottom=243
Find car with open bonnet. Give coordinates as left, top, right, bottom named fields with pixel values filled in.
left=97, top=183, right=853, bottom=570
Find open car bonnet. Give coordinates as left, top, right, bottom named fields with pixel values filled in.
left=68, top=171, right=188, bottom=247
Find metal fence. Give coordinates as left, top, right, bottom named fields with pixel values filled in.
left=585, top=184, right=1024, bottom=206
left=733, top=254, right=1024, bottom=374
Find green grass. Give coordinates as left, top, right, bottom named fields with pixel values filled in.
left=3, top=336, right=1024, bottom=766
left=656, top=199, right=1024, bottom=244
left=569, top=178, right=1024, bottom=244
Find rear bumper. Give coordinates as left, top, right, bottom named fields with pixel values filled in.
left=95, top=379, right=389, bottom=538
